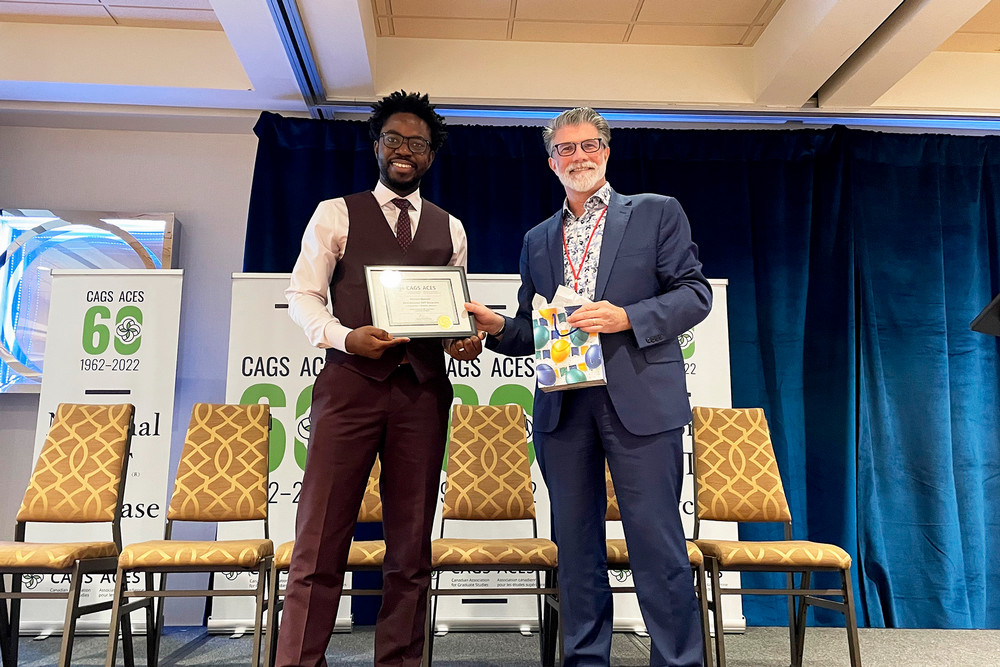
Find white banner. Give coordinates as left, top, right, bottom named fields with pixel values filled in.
left=215, top=274, right=743, bottom=634
left=23, top=269, right=183, bottom=634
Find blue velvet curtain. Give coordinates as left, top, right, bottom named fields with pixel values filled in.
left=245, top=112, right=1000, bottom=629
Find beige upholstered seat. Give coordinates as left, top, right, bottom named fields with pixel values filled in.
left=696, top=540, right=852, bottom=570
left=0, top=542, right=119, bottom=569
left=605, top=539, right=704, bottom=569
left=604, top=466, right=713, bottom=667
left=432, top=538, right=558, bottom=566
left=692, top=407, right=861, bottom=667
left=426, top=404, right=558, bottom=667
left=118, top=539, right=273, bottom=569
left=105, top=403, right=272, bottom=667
left=0, top=403, right=135, bottom=667
left=263, top=457, right=386, bottom=667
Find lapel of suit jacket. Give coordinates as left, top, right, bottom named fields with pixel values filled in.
left=594, top=189, right=631, bottom=300
left=543, top=209, right=565, bottom=298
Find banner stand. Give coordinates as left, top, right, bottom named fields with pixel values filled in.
left=22, top=268, right=183, bottom=635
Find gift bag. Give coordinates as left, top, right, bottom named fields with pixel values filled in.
left=533, top=302, right=607, bottom=392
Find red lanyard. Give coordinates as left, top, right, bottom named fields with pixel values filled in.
left=562, top=206, right=608, bottom=293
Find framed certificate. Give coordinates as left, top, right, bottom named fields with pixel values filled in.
left=365, top=265, right=476, bottom=338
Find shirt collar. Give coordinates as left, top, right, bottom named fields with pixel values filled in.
left=562, top=182, right=612, bottom=220
left=374, top=181, right=421, bottom=213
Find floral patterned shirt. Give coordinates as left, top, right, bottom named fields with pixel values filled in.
left=561, top=182, right=612, bottom=301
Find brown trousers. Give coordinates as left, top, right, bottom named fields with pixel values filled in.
left=274, top=362, right=451, bottom=667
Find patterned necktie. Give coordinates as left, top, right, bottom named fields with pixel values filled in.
left=392, top=198, right=412, bottom=253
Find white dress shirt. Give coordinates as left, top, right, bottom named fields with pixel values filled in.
left=285, top=181, right=468, bottom=352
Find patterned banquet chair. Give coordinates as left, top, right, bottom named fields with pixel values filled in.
left=426, top=404, right=559, bottom=667
left=104, top=403, right=273, bottom=667
left=691, top=406, right=861, bottom=667
left=0, top=403, right=135, bottom=667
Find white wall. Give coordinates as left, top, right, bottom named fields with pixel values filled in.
left=0, top=121, right=259, bottom=625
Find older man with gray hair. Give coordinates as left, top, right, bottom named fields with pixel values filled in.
left=466, top=107, right=712, bottom=666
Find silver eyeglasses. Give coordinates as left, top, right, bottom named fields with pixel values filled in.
left=551, top=137, right=604, bottom=157
left=380, top=132, right=431, bottom=154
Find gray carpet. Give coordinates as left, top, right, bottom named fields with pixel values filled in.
left=11, top=625, right=1000, bottom=666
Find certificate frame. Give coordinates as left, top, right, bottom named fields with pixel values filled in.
left=364, top=265, right=476, bottom=338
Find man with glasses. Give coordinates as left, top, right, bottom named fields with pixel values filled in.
left=280, top=90, right=482, bottom=667
left=467, top=107, right=712, bottom=666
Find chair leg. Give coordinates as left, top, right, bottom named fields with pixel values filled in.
left=422, top=584, right=434, bottom=667
left=841, top=568, right=862, bottom=667
left=143, top=572, right=157, bottom=665
left=57, top=563, right=85, bottom=667
left=105, top=568, right=126, bottom=667
left=120, top=603, right=135, bottom=667
left=793, top=571, right=810, bottom=667
left=8, top=575, right=20, bottom=666
left=0, top=575, right=13, bottom=667
left=252, top=561, right=269, bottom=667
left=540, top=570, right=558, bottom=667
left=533, top=571, right=548, bottom=667
left=694, top=564, right=713, bottom=667
left=707, top=559, right=726, bottom=667
left=150, top=572, right=168, bottom=667
left=263, top=568, right=283, bottom=667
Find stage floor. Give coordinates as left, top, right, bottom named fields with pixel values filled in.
left=11, top=625, right=1000, bottom=665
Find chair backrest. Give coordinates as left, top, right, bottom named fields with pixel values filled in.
left=167, top=403, right=270, bottom=523
left=605, top=464, right=621, bottom=521
left=18, top=403, right=135, bottom=523
left=442, top=404, right=535, bottom=521
left=691, top=406, right=792, bottom=523
left=358, top=457, right=382, bottom=523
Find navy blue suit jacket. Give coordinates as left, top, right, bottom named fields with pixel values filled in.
left=488, top=188, right=712, bottom=436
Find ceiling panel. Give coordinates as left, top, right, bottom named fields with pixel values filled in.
left=958, top=0, right=1000, bottom=31
left=107, top=6, right=220, bottom=30
left=939, top=32, right=1000, bottom=52
left=636, top=0, right=772, bottom=25
left=513, top=20, right=627, bottom=43
left=371, top=0, right=787, bottom=46
left=107, top=0, right=211, bottom=8
left=391, top=17, right=509, bottom=40
left=629, top=24, right=749, bottom=46
left=388, top=0, right=510, bottom=20
left=938, top=0, right=1000, bottom=52
left=515, top=0, right=638, bottom=23
left=0, top=2, right=113, bottom=24
left=0, top=0, right=103, bottom=5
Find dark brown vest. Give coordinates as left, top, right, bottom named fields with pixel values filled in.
left=325, top=191, right=454, bottom=382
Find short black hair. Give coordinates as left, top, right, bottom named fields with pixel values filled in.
left=369, top=90, right=448, bottom=152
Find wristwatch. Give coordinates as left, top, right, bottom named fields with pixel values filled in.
left=492, top=319, right=506, bottom=337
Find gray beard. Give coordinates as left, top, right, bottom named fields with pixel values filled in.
left=557, top=161, right=606, bottom=193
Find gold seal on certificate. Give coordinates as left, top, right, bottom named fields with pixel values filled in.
left=365, top=266, right=476, bottom=338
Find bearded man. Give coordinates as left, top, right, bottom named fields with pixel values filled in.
left=466, top=107, right=712, bottom=666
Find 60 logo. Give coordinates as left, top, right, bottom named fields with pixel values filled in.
left=82, top=305, right=143, bottom=355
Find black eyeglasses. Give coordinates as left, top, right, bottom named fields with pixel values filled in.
left=551, top=137, right=604, bottom=157
left=380, top=132, right=431, bottom=154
